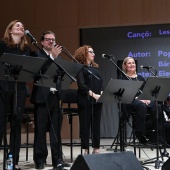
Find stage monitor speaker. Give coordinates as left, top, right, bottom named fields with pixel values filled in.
left=162, top=157, right=170, bottom=170
left=71, top=151, right=143, bottom=170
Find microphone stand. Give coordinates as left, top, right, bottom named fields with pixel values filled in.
left=104, top=57, right=132, bottom=151
left=106, top=57, right=131, bottom=80
left=30, top=40, right=76, bottom=160
left=145, top=68, right=157, bottom=77
left=141, top=67, right=169, bottom=168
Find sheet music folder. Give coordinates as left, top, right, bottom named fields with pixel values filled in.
left=138, top=76, right=170, bottom=101
left=36, top=58, right=83, bottom=90
left=97, top=78, right=143, bottom=104
left=0, top=53, right=46, bottom=82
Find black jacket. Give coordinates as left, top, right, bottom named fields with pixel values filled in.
left=30, top=50, right=53, bottom=104
left=77, top=66, right=103, bottom=106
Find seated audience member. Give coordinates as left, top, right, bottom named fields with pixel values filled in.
left=163, top=96, right=170, bottom=121
left=163, top=96, right=170, bottom=144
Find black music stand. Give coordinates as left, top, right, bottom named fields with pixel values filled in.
left=0, top=53, right=47, bottom=170
left=0, top=53, right=47, bottom=82
left=138, top=77, right=170, bottom=169
left=36, top=58, right=83, bottom=89
left=98, top=78, right=143, bottom=151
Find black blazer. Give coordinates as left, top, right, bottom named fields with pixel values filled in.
left=30, top=50, right=52, bottom=104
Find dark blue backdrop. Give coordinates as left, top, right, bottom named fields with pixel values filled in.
left=80, top=24, right=170, bottom=137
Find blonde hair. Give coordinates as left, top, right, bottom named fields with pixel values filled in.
left=122, top=57, right=136, bottom=73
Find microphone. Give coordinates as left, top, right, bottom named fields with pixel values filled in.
left=25, top=30, right=37, bottom=43
left=140, top=65, right=154, bottom=69
left=102, top=54, right=115, bottom=59
left=53, top=43, right=63, bottom=49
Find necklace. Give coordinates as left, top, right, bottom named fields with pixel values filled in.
left=125, top=73, right=138, bottom=81
left=130, top=76, right=138, bottom=81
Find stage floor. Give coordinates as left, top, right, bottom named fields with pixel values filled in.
left=0, top=139, right=169, bottom=170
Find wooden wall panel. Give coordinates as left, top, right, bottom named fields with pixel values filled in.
left=55, top=27, right=80, bottom=54
left=77, top=0, right=100, bottom=27
left=30, top=0, right=77, bottom=28
left=0, top=0, right=38, bottom=39
left=143, top=0, right=167, bottom=24
left=98, top=0, right=122, bottom=26
left=166, top=0, right=170, bottom=22
left=119, top=0, right=143, bottom=25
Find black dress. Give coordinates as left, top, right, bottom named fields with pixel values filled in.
left=0, top=40, right=31, bottom=163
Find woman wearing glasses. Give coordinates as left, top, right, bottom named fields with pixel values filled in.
left=74, top=45, right=103, bottom=155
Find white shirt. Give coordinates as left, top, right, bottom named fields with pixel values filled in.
left=43, top=49, right=57, bottom=92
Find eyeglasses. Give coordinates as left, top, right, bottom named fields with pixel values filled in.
left=88, top=51, right=95, bottom=54
left=44, top=38, right=56, bottom=42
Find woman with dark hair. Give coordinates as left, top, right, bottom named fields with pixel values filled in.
left=74, top=45, right=103, bottom=155
left=0, top=20, right=31, bottom=170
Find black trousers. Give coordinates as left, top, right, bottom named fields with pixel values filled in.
left=33, top=93, right=63, bottom=166
left=130, top=99, right=162, bottom=135
left=78, top=102, right=102, bottom=149
left=0, top=82, right=26, bottom=164
left=165, top=122, right=170, bottom=144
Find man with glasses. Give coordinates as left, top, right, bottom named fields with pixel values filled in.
left=31, top=31, right=70, bottom=170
